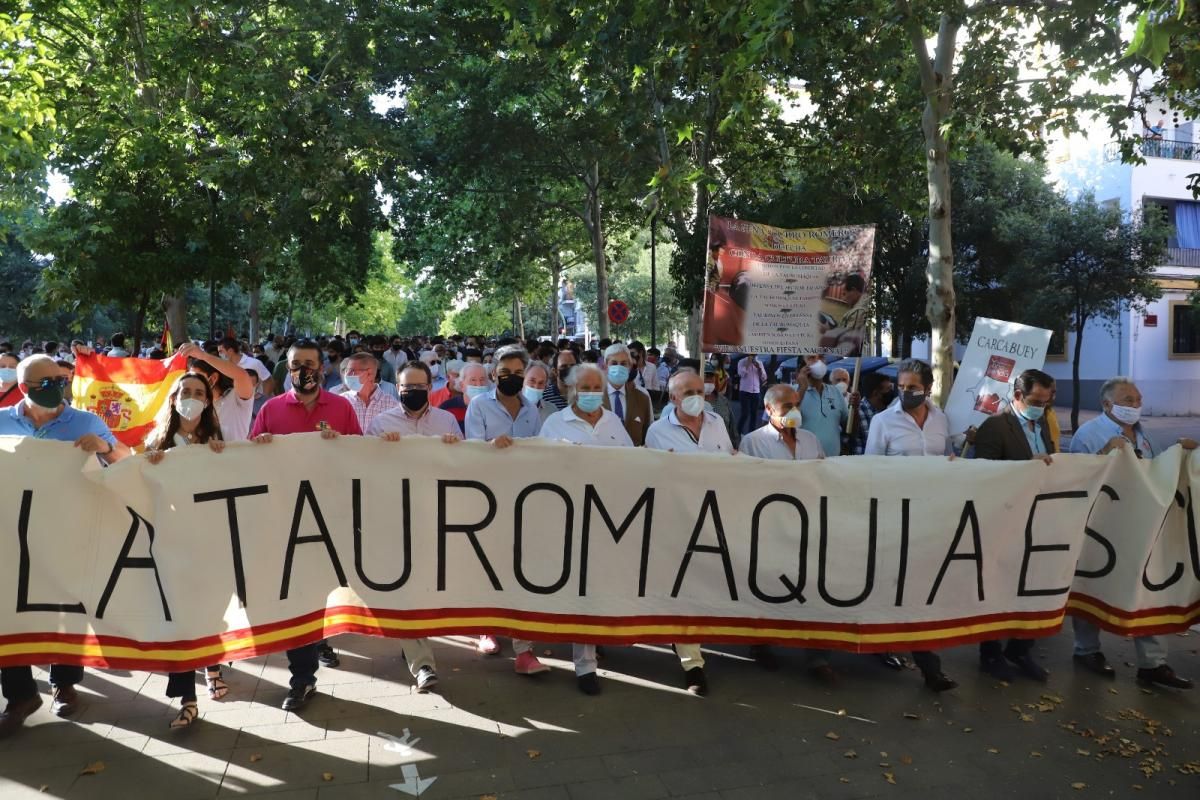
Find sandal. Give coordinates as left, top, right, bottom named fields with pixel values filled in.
left=170, top=701, right=198, bottom=729
left=205, top=669, right=229, bottom=701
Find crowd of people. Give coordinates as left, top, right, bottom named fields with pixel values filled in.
left=0, top=330, right=1194, bottom=738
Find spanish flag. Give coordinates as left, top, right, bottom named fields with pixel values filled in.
left=73, top=352, right=189, bottom=448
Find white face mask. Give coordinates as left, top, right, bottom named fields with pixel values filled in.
left=780, top=407, right=803, bottom=428
left=807, top=360, right=827, bottom=380
left=177, top=398, right=205, bottom=422
left=1109, top=403, right=1140, bottom=426
left=834, top=381, right=849, bottom=396
left=703, top=382, right=715, bottom=395
left=680, top=394, right=706, bottom=417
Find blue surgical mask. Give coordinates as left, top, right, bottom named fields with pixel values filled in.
left=522, top=386, right=544, bottom=405
left=343, top=375, right=363, bottom=392
left=1017, top=403, right=1044, bottom=422
left=607, top=364, right=630, bottom=385
left=0, top=367, right=16, bottom=384
left=465, top=384, right=489, bottom=402
left=576, top=391, right=604, bottom=413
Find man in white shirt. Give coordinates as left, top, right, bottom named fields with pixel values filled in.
left=384, top=336, right=409, bottom=371
left=368, top=361, right=461, bottom=439
left=736, top=353, right=768, bottom=435
left=644, top=369, right=733, bottom=696
left=738, top=384, right=835, bottom=681
left=219, top=337, right=271, bottom=383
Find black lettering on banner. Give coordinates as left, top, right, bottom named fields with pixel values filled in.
left=817, top=496, right=877, bottom=607
left=671, top=490, right=738, bottom=601
left=194, top=485, right=269, bottom=608
left=1076, top=485, right=1118, bottom=579
left=279, top=481, right=349, bottom=600
left=437, top=480, right=500, bottom=591
left=926, top=501, right=984, bottom=604
left=15, top=490, right=86, bottom=614
left=514, top=483, right=574, bottom=594
left=1186, top=487, right=1200, bottom=581
left=748, top=494, right=807, bottom=604
left=579, top=486, right=655, bottom=597
left=1018, top=491, right=1088, bottom=597
left=895, top=498, right=911, bottom=606
left=352, top=478, right=410, bottom=592
left=96, top=508, right=171, bottom=620
left=1143, top=490, right=1186, bottom=592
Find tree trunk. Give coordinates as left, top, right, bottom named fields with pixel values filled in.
left=131, top=288, right=149, bottom=355
left=248, top=284, right=261, bottom=344
left=163, top=292, right=188, bottom=352
left=586, top=161, right=610, bottom=340
left=905, top=11, right=960, bottom=406
left=1071, top=313, right=1086, bottom=432
left=549, top=255, right=561, bottom=337
left=514, top=293, right=525, bottom=339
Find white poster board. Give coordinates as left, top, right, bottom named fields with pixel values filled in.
left=945, top=317, right=1053, bottom=434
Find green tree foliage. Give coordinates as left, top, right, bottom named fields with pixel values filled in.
left=1005, top=193, right=1169, bottom=429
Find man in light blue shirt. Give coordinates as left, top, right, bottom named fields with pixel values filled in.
left=795, top=355, right=852, bottom=457
left=462, top=345, right=545, bottom=666
left=0, top=354, right=130, bottom=740
left=1069, top=376, right=1195, bottom=690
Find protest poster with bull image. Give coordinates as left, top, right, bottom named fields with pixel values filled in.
left=701, top=216, right=876, bottom=355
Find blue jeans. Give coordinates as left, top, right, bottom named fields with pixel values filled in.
left=1072, top=618, right=1167, bottom=669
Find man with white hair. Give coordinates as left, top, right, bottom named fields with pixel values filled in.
left=522, top=361, right=556, bottom=424
left=441, top=360, right=490, bottom=434
left=338, top=351, right=400, bottom=433
left=420, top=349, right=447, bottom=392
left=0, top=354, right=131, bottom=738
left=601, top=342, right=651, bottom=446
left=644, top=368, right=734, bottom=695
left=1068, top=376, right=1195, bottom=690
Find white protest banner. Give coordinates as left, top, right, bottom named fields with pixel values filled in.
left=0, top=435, right=1197, bottom=672
left=945, top=317, right=1054, bottom=435
left=701, top=216, right=876, bottom=355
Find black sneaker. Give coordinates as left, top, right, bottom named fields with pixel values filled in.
left=685, top=667, right=708, bottom=696
left=1073, top=652, right=1115, bottom=678
left=923, top=671, right=958, bottom=692
left=980, top=655, right=1016, bottom=682
left=317, top=644, right=340, bottom=668
left=1006, top=654, right=1049, bottom=683
left=577, top=673, right=601, bottom=696
left=282, top=684, right=316, bottom=711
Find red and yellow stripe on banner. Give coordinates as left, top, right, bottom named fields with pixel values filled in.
left=0, top=604, right=1156, bottom=673
left=72, top=352, right=188, bottom=448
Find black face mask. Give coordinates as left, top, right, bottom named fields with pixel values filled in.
left=400, top=388, right=428, bottom=411
left=900, top=389, right=925, bottom=411
left=497, top=374, right=524, bottom=397
left=391, top=344, right=402, bottom=351
left=371, top=349, right=385, bottom=358
left=558, top=364, right=573, bottom=381
left=292, top=367, right=320, bottom=393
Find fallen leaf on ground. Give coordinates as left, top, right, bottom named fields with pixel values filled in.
left=963, top=727, right=974, bottom=733
left=839, top=777, right=850, bottom=784
left=527, top=749, right=541, bottom=759
left=987, top=748, right=1000, bottom=754
left=79, top=762, right=105, bottom=776
left=825, top=732, right=841, bottom=741
left=1076, top=749, right=1091, bottom=757
left=900, top=755, right=913, bottom=765
left=883, top=772, right=896, bottom=785
left=1071, top=782, right=1086, bottom=790
left=1019, top=714, right=1034, bottom=723
left=902, top=712, right=921, bottom=720
left=1030, top=752, right=1043, bottom=758
left=1109, top=688, right=1119, bottom=694
left=880, top=751, right=888, bottom=758
left=843, top=750, right=858, bottom=759
left=249, top=753, right=263, bottom=763
left=481, top=795, right=499, bottom=800
left=322, top=773, right=334, bottom=782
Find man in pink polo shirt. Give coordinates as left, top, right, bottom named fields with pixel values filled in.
left=250, top=339, right=362, bottom=711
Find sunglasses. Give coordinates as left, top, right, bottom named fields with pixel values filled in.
left=29, top=376, right=69, bottom=390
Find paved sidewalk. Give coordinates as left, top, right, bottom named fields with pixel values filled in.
left=1, top=629, right=1197, bottom=799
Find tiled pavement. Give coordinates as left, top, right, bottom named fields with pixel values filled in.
left=0, top=630, right=1197, bottom=800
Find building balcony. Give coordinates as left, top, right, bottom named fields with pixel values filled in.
left=1106, top=137, right=1200, bottom=162
left=1167, top=246, right=1200, bottom=268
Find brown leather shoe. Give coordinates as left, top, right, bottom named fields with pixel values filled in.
left=51, top=684, right=79, bottom=717
left=0, top=695, right=43, bottom=739
left=1137, top=665, right=1194, bottom=690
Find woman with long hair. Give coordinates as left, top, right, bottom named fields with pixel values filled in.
left=144, top=373, right=229, bottom=729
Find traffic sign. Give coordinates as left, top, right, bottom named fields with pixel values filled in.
left=608, top=299, right=630, bottom=325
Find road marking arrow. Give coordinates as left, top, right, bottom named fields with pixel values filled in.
left=389, top=763, right=437, bottom=796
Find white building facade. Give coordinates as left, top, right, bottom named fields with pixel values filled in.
left=1045, top=99, right=1200, bottom=415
